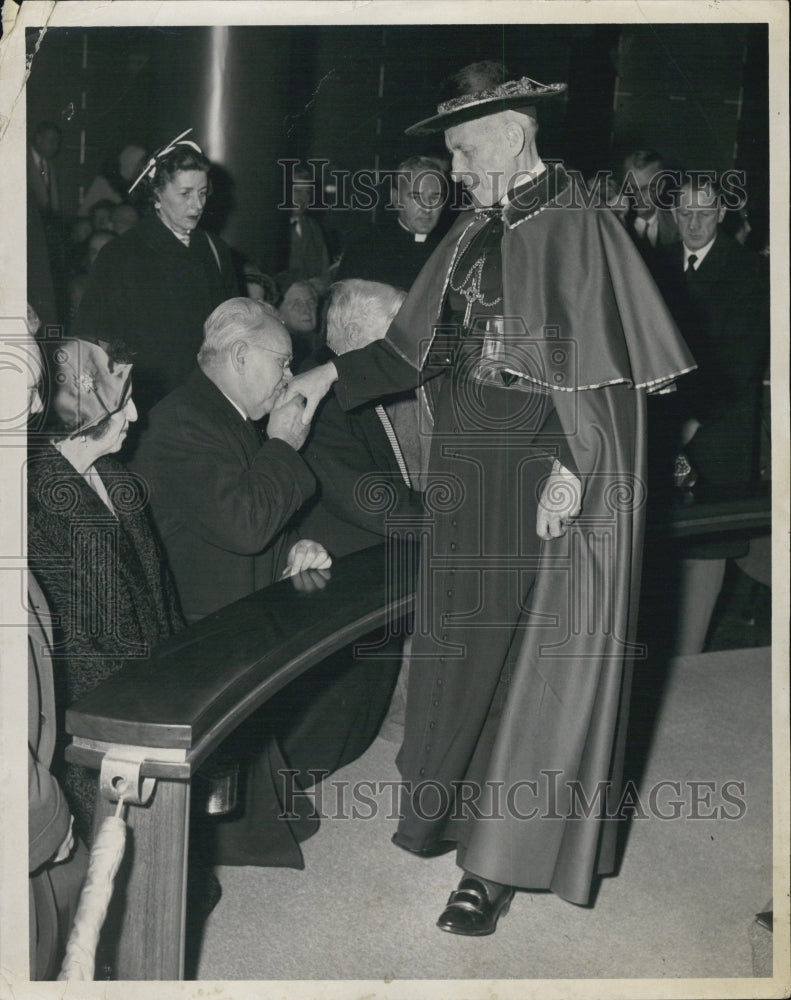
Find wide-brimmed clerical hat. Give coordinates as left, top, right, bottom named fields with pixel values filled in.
left=405, top=60, right=566, bottom=136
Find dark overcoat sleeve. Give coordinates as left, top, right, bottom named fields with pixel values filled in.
left=28, top=584, right=71, bottom=872
left=138, top=400, right=316, bottom=556
left=299, top=396, right=424, bottom=551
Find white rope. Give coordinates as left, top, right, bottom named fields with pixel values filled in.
left=58, top=799, right=128, bottom=981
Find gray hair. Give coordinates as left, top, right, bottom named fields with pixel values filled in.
left=198, top=296, right=282, bottom=368
left=326, top=280, right=406, bottom=355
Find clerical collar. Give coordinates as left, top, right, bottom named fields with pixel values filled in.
left=398, top=219, right=428, bottom=242
left=683, top=235, right=717, bottom=270
left=499, top=161, right=569, bottom=229
left=156, top=211, right=191, bottom=247
left=500, top=160, right=547, bottom=208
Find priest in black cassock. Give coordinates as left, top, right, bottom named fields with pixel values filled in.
left=285, top=61, right=695, bottom=936
left=336, top=155, right=448, bottom=290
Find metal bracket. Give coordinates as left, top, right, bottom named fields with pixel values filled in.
left=99, top=749, right=157, bottom=806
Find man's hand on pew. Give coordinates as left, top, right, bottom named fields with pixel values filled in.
left=283, top=539, right=332, bottom=575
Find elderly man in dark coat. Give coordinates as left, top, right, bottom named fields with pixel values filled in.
left=131, top=297, right=325, bottom=621
left=298, top=279, right=425, bottom=557
left=286, top=61, right=695, bottom=935
left=132, top=298, right=396, bottom=867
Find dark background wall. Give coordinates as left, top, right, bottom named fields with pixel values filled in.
left=25, top=22, right=769, bottom=270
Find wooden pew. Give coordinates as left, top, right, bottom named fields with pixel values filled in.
left=65, top=539, right=419, bottom=979
left=63, top=486, right=770, bottom=979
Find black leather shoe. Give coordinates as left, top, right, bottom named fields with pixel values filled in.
left=436, top=876, right=514, bottom=936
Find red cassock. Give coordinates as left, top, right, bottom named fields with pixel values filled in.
left=333, top=163, right=695, bottom=904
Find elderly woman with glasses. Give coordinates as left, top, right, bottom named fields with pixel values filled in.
left=27, top=338, right=184, bottom=845
left=72, top=130, right=239, bottom=421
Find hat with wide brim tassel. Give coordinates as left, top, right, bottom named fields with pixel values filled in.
left=405, top=61, right=566, bottom=136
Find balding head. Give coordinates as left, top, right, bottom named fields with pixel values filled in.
left=199, top=297, right=293, bottom=420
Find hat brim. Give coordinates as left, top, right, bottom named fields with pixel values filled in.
left=405, top=86, right=567, bottom=136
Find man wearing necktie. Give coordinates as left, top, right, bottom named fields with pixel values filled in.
left=657, top=175, right=769, bottom=653
left=621, top=149, right=679, bottom=271
left=285, top=60, right=694, bottom=934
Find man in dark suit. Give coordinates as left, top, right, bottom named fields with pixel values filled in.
left=620, top=149, right=679, bottom=270
left=298, top=279, right=425, bottom=557
left=298, top=280, right=426, bottom=744
left=337, top=156, right=447, bottom=289
left=656, top=174, right=769, bottom=653
left=132, top=297, right=398, bottom=868
left=132, top=296, right=329, bottom=622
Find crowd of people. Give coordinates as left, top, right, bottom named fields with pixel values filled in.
left=25, top=58, right=769, bottom=978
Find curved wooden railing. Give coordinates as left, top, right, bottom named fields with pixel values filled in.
left=63, top=486, right=770, bottom=980
left=65, top=539, right=419, bottom=980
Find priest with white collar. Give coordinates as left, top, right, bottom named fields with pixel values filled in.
left=336, top=154, right=448, bottom=290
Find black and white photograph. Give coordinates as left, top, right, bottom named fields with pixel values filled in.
left=0, top=2, right=788, bottom=997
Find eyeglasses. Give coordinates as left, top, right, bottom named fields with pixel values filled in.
left=255, top=345, right=293, bottom=372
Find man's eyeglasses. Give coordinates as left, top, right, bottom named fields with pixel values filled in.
left=256, top=345, right=293, bottom=372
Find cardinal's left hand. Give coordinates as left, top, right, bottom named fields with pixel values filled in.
left=536, top=460, right=582, bottom=539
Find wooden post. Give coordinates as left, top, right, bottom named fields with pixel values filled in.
left=92, top=777, right=190, bottom=980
